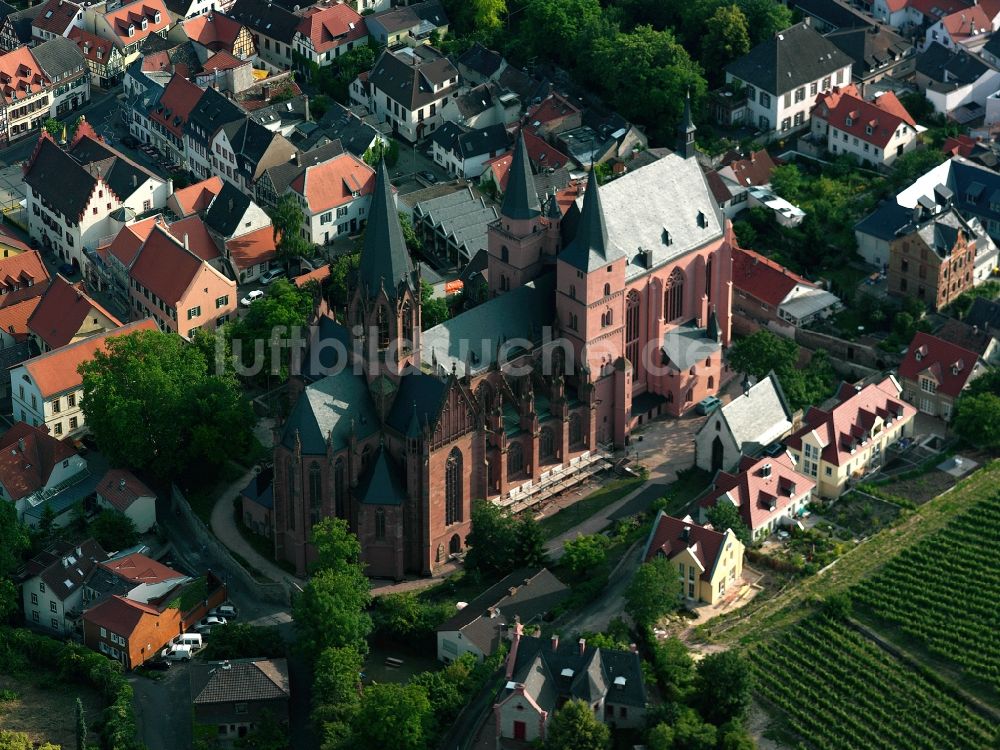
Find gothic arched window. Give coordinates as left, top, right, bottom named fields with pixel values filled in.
left=445, top=448, right=462, bottom=525
left=508, top=441, right=524, bottom=479
left=374, top=507, right=386, bottom=540
left=285, top=459, right=295, bottom=530
left=402, top=301, right=413, bottom=342
left=376, top=306, right=390, bottom=349
left=569, top=413, right=583, bottom=448
left=626, top=290, right=640, bottom=369
left=501, top=245, right=509, bottom=263
left=603, top=283, right=611, bottom=297
left=540, top=427, right=555, bottom=461
left=664, top=268, right=685, bottom=322
left=705, top=257, right=713, bottom=303
left=308, top=462, right=322, bottom=526
left=334, top=458, right=346, bottom=518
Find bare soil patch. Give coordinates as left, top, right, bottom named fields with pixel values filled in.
left=0, top=673, right=104, bottom=749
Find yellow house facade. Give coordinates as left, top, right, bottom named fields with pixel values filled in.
left=643, top=511, right=745, bottom=605
left=786, top=375, right=917, bottom=499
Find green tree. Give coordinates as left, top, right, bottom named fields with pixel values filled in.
left=519, top=0, right=605, bottom=67
left=625, top=556, right=682, bottom=627
left=43, top=118, right=62, bottom=139
left=705, top=502, right=752, bottom=546
left=646, top=722, right=674, bottom=750
left=329, top=252, right=361, bottom=309
left=471, top=0, right=506, bottom=34
left=398, top=212, right=423, bottom=253
left=769, top=163, right=804, bottom=201
left=718, top=721, right=756, bottom=749
left=371, top=592, right=453, bottom=643
left=647, top=636, right=695, bottom=701
left=228, top=279, right=313, bottom=382
left=544, top=698, right=610, bottom=750
left=887, top=148, right=946, bottom=191
left=312, top=646, right=363, bottom=727
left=0, top=730, right=60, bottom=750
left=270, top=195, right=314, bottom=261
left=88, top=510, right=138, bottom=553
left=363, top=139, right=400, bottom=168
left=701, top=5, right=750, bottom=84
left=80, top=330, right=254, bottom=479
left=736, top=0, right=792, bottom=46
left=672, top=707, right=718, bottom=750
left=953, top=392, right=1000, bottom=450
left=75, top=697, right=86, bottom=750
left=310, top=518, right=363, bottom=574
left=235, top=711, right=287, bottom=750
left=464, top=500, right=518, bottom=576
left=516, top=514, right=549, bottom=568
left=726, top=330, right=798, bottom=381
left=410, top=653, right=477, bottom=735
left=294, top=567, right=372, bottom=657
left=420, top=281, right=451, bottom=329
left=562, top=533, right=610, bottom=576
left=351, top=683, right=432, bottom=750
left=202, top=623, right=286, bottom=660
left=694, top=650, right=754, bottom=724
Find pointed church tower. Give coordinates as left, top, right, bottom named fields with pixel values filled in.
left=487, top=132, right=556, bottom=296
left=350, top=160, right=422, bottom=385
left=556, top=170, right=627, bottom=376
left=677, top=90, right=697, bottom=159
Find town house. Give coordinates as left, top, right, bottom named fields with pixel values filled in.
left=811, top=85, right=918, bottom=167
left=26, top=274, right=123, bottom=353
left=292, top=3, right=366, bottom=68
left=286, top=151, right=375, bottom=245
left=227, top=0, right=297, bottom=70
left=84, top=0, right=171, bottom=69
left=19, top=538, right=107, bottom=635
left=0, top=421, right=89, bottom=523
left=897, top=331, right=986, bottom=418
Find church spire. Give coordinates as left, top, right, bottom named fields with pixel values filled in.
left=358, top=159, right=414, bottom=299
left=677, top=90, right=696, bottom=159
left=559, top=169, right=624, bottom=272
left=501, top=132, right=541, bottom=220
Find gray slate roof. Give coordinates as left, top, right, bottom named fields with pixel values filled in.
left=966, top=296, right=1000, bottom=332
left=455, top=42, right=504, bottom=79
left=357, top=446, right=407, bottom=505
left=280, top=370, right=379, bottom=454
left=662, top=320, right=722, bottom=371
left=436, top=568, right=569, bottom=655
left=32, top=36, right=87, bottom=81
left=204, top=181, right=252, bottom=238
left=726, top=21, right=853, bottom=95
left=369, top=45, right=458, bottom=110
left=194, top=659, right=290, bottom=704
left=559, top=169, right=625, bottom=272
left=854, top=200, right=912, bottom=241
left=385, top=371, right=447, bottom=435
left=185, top=87, right=244, bottom=143
left=825, top=25, right=912, bottom=77
left=421, top=274, right=555, bottom=377
left=311, top=104, right=379, bottom=157
left=706, top=373, right=792, bottom=450
left=915, top=42, right=987, bottom=86
left=228, top=0, right=299, bottom=43
left=358, top=160, right=414, bottom=298
left=500, top=132, right=541, bottom=221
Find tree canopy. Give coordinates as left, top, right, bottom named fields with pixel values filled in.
left=270, top=195, right=314, bottom=262
left=544, top=698, right=610, bottom=750
left=562, top=533, right=610, bottom=576
left=88, top=510, right=138, bottom=553
left=349, top=683, right=432, bottom=750
left=464, top=500, right=548, bottom=577
left=705, top=502, right=752, bottom=546
left=725, top=330, right=835, bottom=412
left=625, top=555, right=682, bottom=627
left=693, top=650, right=754, bottom=724
left=228, top=279, right=313, bottom=382
left=953, top=393, right=1000, bottom=451
left=80, top=330, right=254, bottom=480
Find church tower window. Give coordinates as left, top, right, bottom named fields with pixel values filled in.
left=664, top=268, right=685, bottom=322
left=508, top=441, right=524, bottom=479
left=445, top=448, right=462, bottom=525
left=375, top=507, right=386, bottom=540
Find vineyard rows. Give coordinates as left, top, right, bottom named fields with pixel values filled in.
left=749, top=616, right=997, bottom=750
left=852, top=493, right=1000, bottom=690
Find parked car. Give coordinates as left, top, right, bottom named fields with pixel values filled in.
left=57, top=263, right=75, bottom=277
left=160, top=645, right=193, bottom=661
left=695, top=396, right=722, bottom=416
left=259, top=267, right=287, bottom=285
left=121, top=134, right=139, bottom=148
left=194, top=616, right=226, bottom=633
left=209, top=604, right=238, bottom=620
left=145, top=658, right=171, bottom=671
left=240, top=290, right=264, bottom=307
left=419, top=170, right=437, bottom=184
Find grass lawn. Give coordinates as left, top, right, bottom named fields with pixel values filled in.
left=537, top=477, right=644, bottom=539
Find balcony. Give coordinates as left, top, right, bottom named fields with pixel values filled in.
left=499, top=448, right=613, bottom=513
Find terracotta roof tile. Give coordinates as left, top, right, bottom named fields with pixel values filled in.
left=201, top=49, right=244, bottom=72
left=0, top=296, right=41, bottom=341
left=522, top=130, right=569, bottom=172
left=292, top=265, right=329, bottom=287
left=0, top=46, right=50, bottom=106
left=290, top=152, right=374, bottom=214
left=0, top=250, right=49, bottom=308
left=27, top=275, right=123, bottom=350
left=732, top=246, right=814, bottom=307
left=68, top=27, right=114, bottom=64
left=149, top=74, right=203, bottom=139
left=225, top=225, right=275, bottom=271
left=102, top=215, right=165, bottom=267
left=31, top=0, right=81, bottom=36
left=815, top=88, right=915, bottom=150
left=99, top=553, right=178, bottom=584
left=0, top=421, right=78, bottom=501
left=167, top=215, right=221, bottom=262
left=643, top=512, right=729, bottom=580
left=727, top=149, right=778, bottom=187
left=0, top=223, right=34, bottom=255
left=897, top=331, right=981, bottom=398
left=128, top=225, right=209, bottom=304
left=83, top=594, right=161, bottom=637
left=700, top=452, right=815, bottom=533
left=296, top=3, right=366, bottom=54
left=97, top=468, right=155, bottom=512
left=171, top=176, right=224, bottom=216
left=101, top=0, right=170, bottom=46
left=21, top=319, right=157, bottom=398
left=940, top=4, right=990, bottom=38
left=181, top=12, right=245, bottom=50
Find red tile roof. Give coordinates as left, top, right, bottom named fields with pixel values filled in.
left=20, top=319, right=158, bottom=398
left=180, top=12, right=246, bottom=51
left=700, top=452, right=815, bottom=533
left=225, top=225, right=276, bottom=271
left=290, top=152, right=375, bottom=213
left=32, top=0, right=82, bottom=36
left=27, top=275, right=123, bottom=350
left=128, top=226, right=210, bottom=304
left=732, top=246, right=814, bottom=308
left=897, top=332, right=980, bottom=398
left=97, top=468, right=155, bottom=512
left=149, top=74, right=203, bottom=140
left=522, top=130, right=569, bottom=171
left=883, top=0, right=906, bottom=11
left=202, top=49, right=245, bottom=73
left=0, top=422, right=78, bottom=501
left=292, top=265, right=330, bottom=287
left=83, top=594, right=161, bottom=637
left=0, top=224, right=34, bottom=255
left=786, top=376, right=916, bottom=467
left=68, top=27, right=115, bottom=65
left=296, top=3, right=366, bottom=54
left=101, top=215, right=165, bottom=267
left=102, top=0, right=170, bottom=47
left=525, top=93, right=581, bottom=130
left=0, top=250, right=49, bottom=308
left=942, top=133, right=978, bottom=157
left=939, top=4, right=991, bottom=38
left=703, top=168, right=733, bottom=205
left=99, top=553, right=179, bottom=584
left=0, top=47, right=50, bottom=106
left=171, top=176, right=224, bottom=216
left=643, top=512, right=728, bottom=580
left=482, top=152, right=513, bottom=191
left=725, top=149, right=778, bottom=187
left=907, top=0, right=972, bottom=20
left=814, top=87, right=916, bottom=149
left=168, top=215, right=221, bottom=262
left=0, top=296, right=41, bottom=342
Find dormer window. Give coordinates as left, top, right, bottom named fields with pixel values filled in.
left=845, top=117, right=852, bottom=126
left=128, top=24, right=135, bottom=36
left=865, top=125, right=873, bottom=135
left=154, top=11, right=161, bottom=23
left=97, top=48, right=103, bottom=59
left=697, top=211, right=707, bottom=228
left=141, top=17, right=147, bottom=29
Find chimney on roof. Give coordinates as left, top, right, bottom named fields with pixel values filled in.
left=681, top=526, right=691, bottom=542
left=261, top=83, right=270, bottom=100
left=508, top=586, right=517, bottom=597
left=304, top=94, right=310, bottom=123
left=119, top=477, right=126, bottom=491
left=17, top=437, right=24, bottom=453
left=762, top=463, right=772, bottom=478
left=183, top=233, right=189, bottom=251
left=578, top=637, right=586, bottom=656
left=551, top=634, right=559, bottom=651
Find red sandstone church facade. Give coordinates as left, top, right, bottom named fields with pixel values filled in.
left=271, top=108, right=736, bottom=579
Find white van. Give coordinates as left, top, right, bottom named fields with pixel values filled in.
left=175, top=633, right=203, bottom=648
left=161, top=645, right=193, bottom=661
